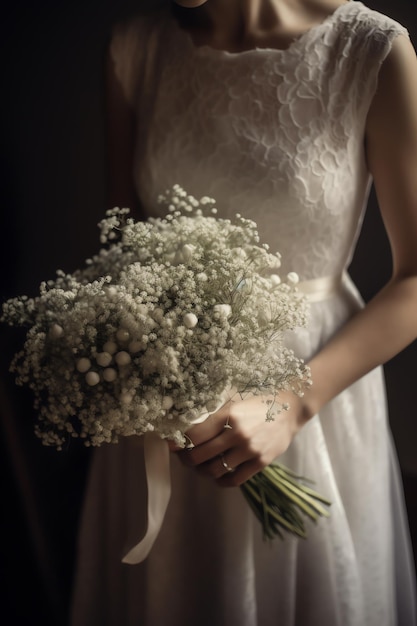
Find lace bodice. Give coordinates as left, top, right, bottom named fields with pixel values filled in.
left=111, top=1, right=408, bottom=279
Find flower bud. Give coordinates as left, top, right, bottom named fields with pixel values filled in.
left=162, top=396, right=174, bottom=410
left=96, top=352, right=112, bottom=367
left=183, top=313, right=198, bottom=329
left=128, top=340, right=143, bottom=354
left=213, top=304, right=232, bottom=318
left=49, top=323, right=64, bottom=339
left=287, top=272, right=299, bottom=285
left=269, top=274, right=281, bottom=286
left=77, top=358, right=91, bottom=373
left=121, top=392, right=133, bottom=405
left=85, top=371, right=100, bottom=386
left=103, top=368, right=117, bottom=382
left=116, top=328, right=130, bottom=342
left=115, top=351, right=132, bottom=366
left=103, top=341, right=117, bottom=355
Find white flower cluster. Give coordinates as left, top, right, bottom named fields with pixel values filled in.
left=2, top=185, right=310, bottom=450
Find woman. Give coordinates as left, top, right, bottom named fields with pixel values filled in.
left=71, top=1, right=417, bottom=624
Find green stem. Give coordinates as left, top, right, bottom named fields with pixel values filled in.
left=240, top=464, right=331, bottom=541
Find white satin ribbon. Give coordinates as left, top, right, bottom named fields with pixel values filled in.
left=298, top=272, right=346, bottom=302
left=122, top=433, right=171, bottom=564
left=121, top=389, right=234, bottom=565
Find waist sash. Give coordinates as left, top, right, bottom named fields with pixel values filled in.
left=298, top=272, right=346, bottom=302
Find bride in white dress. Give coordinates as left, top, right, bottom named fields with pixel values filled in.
left=71, top=1, right=417, bottom=624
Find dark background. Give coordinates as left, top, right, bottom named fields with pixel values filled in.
left=0, top=1, right=416, bottom=624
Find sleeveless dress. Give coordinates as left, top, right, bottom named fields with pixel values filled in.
left=71, top=2, right=417, bottom=624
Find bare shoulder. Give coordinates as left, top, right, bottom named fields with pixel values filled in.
left=364, top=32, right=417, bottom=278
left=366, top=34, right=417, bottom=143
left=378, top=33, right=416, bottom=78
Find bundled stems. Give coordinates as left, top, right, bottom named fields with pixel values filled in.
left=240, top=464, right=331, bottom=540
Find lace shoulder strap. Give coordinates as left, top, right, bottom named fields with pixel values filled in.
left=338, top=2, right=410, bottom=120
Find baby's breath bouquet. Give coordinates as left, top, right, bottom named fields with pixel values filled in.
left=2, top=185, right=330, bottom=545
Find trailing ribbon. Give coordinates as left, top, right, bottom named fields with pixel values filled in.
left=121, top=391, right=233, bottom=565
left=122, top=433, right=171, bottom=564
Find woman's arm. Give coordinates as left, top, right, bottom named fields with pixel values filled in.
left=105, top=46, right=143, bottom=217
left=305, top=34, right=417, bottom=415
left=179, top=35, right=417, bottom=486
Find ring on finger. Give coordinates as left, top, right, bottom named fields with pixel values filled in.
left=220, top=453, right=235, bottom=473
left=184, top=434, right=195, bottom=450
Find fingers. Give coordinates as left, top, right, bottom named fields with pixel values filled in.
left=171, top=393, right=289, bottom=486
left=217, top=458, right=264, bottom=487
left=185, top=401, right=235, bottom=447
left=178, top=427, right=230, bottom=464
left=196, top=453, right=264, bottom=486
left=184, top=441, right=264, bottom=484
left=203, top=448, right=254, bottom=481
left=199, top=447, right=244, bottom=477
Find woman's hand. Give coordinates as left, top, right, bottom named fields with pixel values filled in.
left=173, top=392, right=311, bottom=487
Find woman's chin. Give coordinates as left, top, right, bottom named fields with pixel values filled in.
left=173, top=0, right=208, bottom=8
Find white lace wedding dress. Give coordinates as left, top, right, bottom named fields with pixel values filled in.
left=71, top=2, right=416, bottom=624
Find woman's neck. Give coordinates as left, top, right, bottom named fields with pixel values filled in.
left=174, top=0, right=349, bottom=52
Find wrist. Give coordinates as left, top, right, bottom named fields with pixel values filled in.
left=296, top=387, right=319, bottom=429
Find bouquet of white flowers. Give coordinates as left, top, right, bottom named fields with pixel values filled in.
left=2, top=185, right=330, bottom=560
